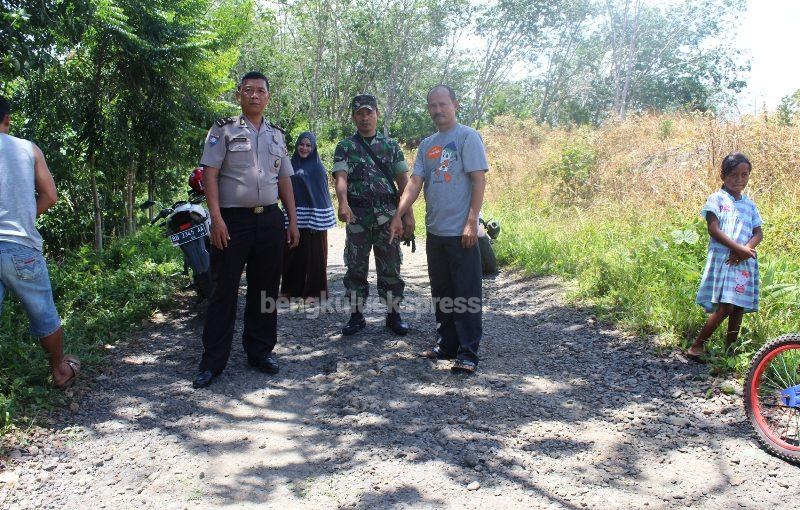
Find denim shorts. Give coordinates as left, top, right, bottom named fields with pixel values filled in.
left=0, top=241, right=62, bottom=337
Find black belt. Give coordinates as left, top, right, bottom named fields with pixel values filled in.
left=347, top=195, right=397, bottom=208
left=224, top=204, right=278, bottom=214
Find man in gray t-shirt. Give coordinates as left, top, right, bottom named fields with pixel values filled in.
left=390, top=85, right=488, bottom=373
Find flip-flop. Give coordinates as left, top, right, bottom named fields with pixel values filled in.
left=686, top=352, right=707, bottom=364
left=54, top=355, right=81, bottom=389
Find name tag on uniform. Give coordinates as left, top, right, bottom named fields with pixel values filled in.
left=229, top=137, right=251, bottom=152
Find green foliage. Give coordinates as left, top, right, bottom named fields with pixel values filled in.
left=659, top=119, right=674, bottom=140
left=776, top=89, right=800, bottom=126
left=0, top=228, right=181, bottom=430
left=487, top=199, right=800, bottom=375
left=545, top=139, right=597, bottom=202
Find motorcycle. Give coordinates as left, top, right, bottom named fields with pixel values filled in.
left=477, top=217, right=501, bottom=276
left=743, top=333, right=800, bottom=464
left=139, top=167, right=213, bottom=307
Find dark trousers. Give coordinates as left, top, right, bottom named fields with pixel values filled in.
left=426, top=233, right=483, bottom=364
left=200, top=206, right=284, bottom=374
left=281, top=229, right=328, bottom=299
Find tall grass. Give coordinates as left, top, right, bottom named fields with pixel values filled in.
left=482, top=113, right=800, bottom=373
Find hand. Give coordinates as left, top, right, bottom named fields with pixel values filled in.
left=461, top=220, right=478, bottom=248
left=338, top=203, right=355, bottom=224
left=401, top=214, right=415, bottom=241
left=388, top=215, right=404, bottom=244
left=287, top=222, right=300, bottom=248
left=210, top=216, right=230, bottom=250
left=733, top=244, right=757, bottom=261
left=725, top=254, right=741, bottom=265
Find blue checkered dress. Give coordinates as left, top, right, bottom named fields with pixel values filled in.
left=696, top=189, right=762, bottom=313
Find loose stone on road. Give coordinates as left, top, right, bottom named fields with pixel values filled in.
left=0, top=228, right=796, bottom=509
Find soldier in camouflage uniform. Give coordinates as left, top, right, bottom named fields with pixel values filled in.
left=332, top=94, right=415, bottom=336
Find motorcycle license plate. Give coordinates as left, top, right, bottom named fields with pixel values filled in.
left=170, top=223, right=208, bottom=247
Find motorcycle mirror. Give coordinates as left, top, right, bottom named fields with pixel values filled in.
left=139, top=199, right=156, bottom=210
left=150, top=209, right=169, bottom=225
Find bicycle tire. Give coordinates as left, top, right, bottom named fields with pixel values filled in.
left=743, top=333, right=800, bottom=464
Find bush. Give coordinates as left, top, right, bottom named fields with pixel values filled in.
left=545, top=139, right=597, bottom=203
left=0, top=228, right=182, bottom=431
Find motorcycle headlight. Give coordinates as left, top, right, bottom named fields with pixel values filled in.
left=486, top=220, right=500, bottom=239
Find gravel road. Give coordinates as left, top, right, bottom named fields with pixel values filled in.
left=0, top=227, right=797, bottom=509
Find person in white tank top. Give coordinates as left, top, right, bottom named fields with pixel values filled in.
left=0, top=96, right=81, bottom=388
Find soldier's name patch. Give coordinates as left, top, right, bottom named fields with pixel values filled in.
left=209, top=135, right=219, bottom=146
left=231, top=136, right=248, bottom=142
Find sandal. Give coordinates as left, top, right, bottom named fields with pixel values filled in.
left=419, top=346, right=455, bottom=361
left=451, top=359, right=477, bottom=374
left=685, top=351, right=707, bottom=364
left=54, top=355, right=81, bottom=389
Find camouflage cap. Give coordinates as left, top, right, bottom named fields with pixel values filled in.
left=351, top=94, right=378, bottom=113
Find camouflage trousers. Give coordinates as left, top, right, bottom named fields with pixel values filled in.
left=343, top=220, right=404, bottom=311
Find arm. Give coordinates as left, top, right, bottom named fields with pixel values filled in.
left=389, top=175, right=423, bottom=243
left=395, top=175, right=423, bottom=218
left=394, top=171, right=415, bottom=237
left=706, top=213, right=756, bottom=262
left=278, top=175, right=299, bottom=248
left=333, top=172, right=354, bottom=223
left=395, top=171, right=410, bottom=205
left=746, top=226, right=763, bottom=250
left=461, top=171, right=486, bottom=248
left=203, top=165, right=229, bottom=250
left=32, top=144, right=57, bottom=216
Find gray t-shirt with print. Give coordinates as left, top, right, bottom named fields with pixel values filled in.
left=412, top=123, right=489, bottom=236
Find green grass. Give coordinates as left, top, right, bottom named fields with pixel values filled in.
left=0, top=227, right=183, bottom=433
left=485, top=199, right=800, bottom=374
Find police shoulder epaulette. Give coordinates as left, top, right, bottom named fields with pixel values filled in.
left=215, top=116, right=235, bottom=128
left=269, top=122, right=285, bottom=134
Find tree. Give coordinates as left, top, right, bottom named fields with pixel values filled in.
left=8, top=0, right=252, bottom=252
left=600, top=0, right=747, bottom=119
left=466, top=0, right=554, bottom=127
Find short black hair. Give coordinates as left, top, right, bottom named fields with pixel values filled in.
left=239, top=71, right=270, bottom=91
left=0, top=96, right=9, bottom=120
left=427, top=84, right=457, bottom=103
left=721, top=152, right=751, bottom=177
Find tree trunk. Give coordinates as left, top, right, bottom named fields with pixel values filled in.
left=124, top=160, right=137, bottom=235
left=148, top=168, right=154, bottom=222
left=619, top=0, right=641, bottom=119
left=90, top=157, right=103, bottom=253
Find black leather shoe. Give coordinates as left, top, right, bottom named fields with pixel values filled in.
left=342, top=312, right=366, bottom=336
left=192, top=370, right=215, bottom=389
left=386, top=312, right=409, bottom=336
left=248, top=355, right=280, bottom=374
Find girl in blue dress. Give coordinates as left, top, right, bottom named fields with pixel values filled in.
left=688, top=152, right=763, bottom=360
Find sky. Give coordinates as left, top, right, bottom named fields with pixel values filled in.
left=736, top=0, right=800, bottom=113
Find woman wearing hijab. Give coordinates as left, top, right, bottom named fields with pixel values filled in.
left=281, top=132, right=336, bottom=302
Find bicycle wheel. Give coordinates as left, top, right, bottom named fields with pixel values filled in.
left=743, top=333, right=800, bottom=464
